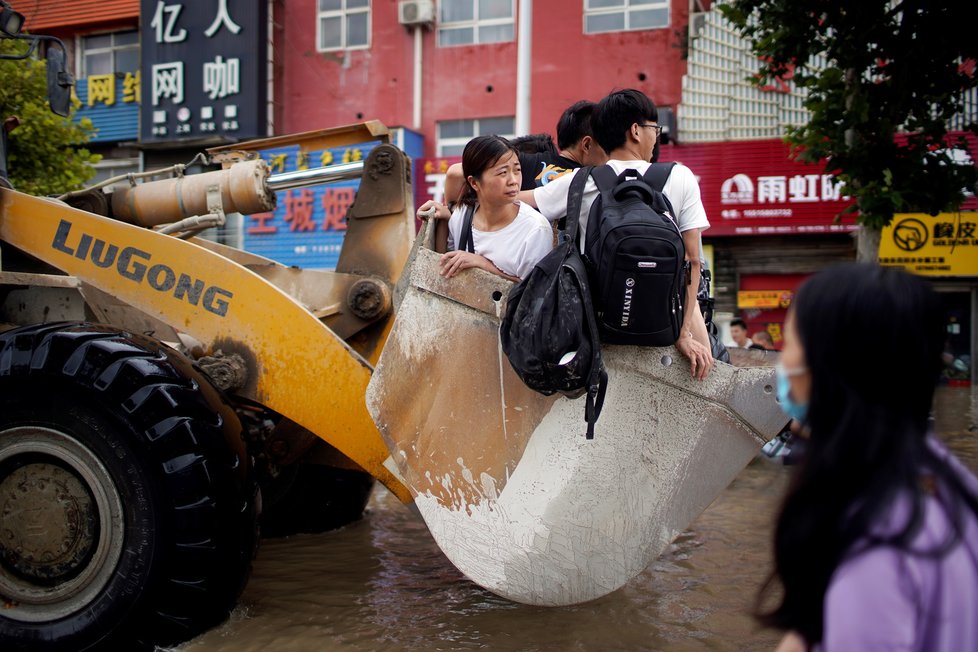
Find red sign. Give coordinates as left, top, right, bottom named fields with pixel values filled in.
left=416, top=157, right=462, bottom=206
left=659, top=139, right=857, bottom=236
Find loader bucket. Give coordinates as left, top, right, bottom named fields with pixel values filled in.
left=366, top=236, right=786, bottom=606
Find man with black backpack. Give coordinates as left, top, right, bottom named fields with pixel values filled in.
left=520, top=89, right=715, bottom=381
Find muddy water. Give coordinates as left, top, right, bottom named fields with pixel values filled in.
left=176, top=387, right=978, bottom=652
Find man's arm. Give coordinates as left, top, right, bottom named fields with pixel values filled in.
left=444, top=163, right=465, bottom=208
left=674, top=228, right=713, bottom=380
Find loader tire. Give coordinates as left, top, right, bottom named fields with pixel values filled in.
left=0, top=323, right=259, bottom=651
left=260, top=462, right=374, bottom=538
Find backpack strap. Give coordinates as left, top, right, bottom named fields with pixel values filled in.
left=574, top=253, right=607, bottom=440
left=642, top=162, right=681, bottom=228
left=564, top=165, right=593, bottom=244
left=590, top=164, right=620, bottom=195
left=643, top=161, right=676, bottom=193
left=582, top=165, right=623, bottom=257
left=457, top=204, right=476, bottom=253
left=583, top=319, right=608, bottom=440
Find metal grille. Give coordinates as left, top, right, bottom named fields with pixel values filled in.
left=680, top=6, right=976, bottom=142
left=679, top=6, right=821, bottom=143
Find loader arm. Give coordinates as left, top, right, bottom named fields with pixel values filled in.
left=0, top=157, right=413, bottom=501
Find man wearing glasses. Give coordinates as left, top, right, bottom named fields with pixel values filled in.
left=520, top=89, right=715, bottom=380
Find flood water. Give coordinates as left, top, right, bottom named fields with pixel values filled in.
left=175, top=387, right=978, bottom=652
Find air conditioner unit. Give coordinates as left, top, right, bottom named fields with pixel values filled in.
left=399, top=0, right=435, bottom=26
left=690, top=12, right=706, bottom=39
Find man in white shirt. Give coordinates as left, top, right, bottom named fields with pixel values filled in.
left=520, top=89, right=714, bottom=380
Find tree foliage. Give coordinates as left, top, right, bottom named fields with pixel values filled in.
left=720, top=0, right=978, bottom=255
left=0, top=38, right=100, bottom=196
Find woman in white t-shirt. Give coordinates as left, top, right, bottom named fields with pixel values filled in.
left=417, top=135, right=553, bottom=281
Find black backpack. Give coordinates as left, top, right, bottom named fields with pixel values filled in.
left=499, top=171, right=607, bottom=439
left=578, top=163, right=689, bottom=346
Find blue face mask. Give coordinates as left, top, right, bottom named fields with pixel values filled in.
left=776, top=363, right=809, bottom=423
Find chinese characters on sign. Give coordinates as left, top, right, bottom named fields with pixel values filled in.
left=719, top=173, right=846, bottom=217
left=736, top=290, right=794, bottom=310
left=879, top=213, right=978, bottom=276
left=650, top=139, right=860, bottom=236
left=140, top=0, right=267, bottom=142
left=415, top=157, right=462, bottom=205
left=244, top=144, right=380, bottom=269
left=83, top=70, right=142, bottom=108
left=74, top=74, right=141, bottom=142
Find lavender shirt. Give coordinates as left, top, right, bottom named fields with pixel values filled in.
left=819, top=438, right=978, bottom=651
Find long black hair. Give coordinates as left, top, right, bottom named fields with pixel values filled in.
left=758, top=262, right=978, bottom=644
left=459, top=135, right=519, bottom=207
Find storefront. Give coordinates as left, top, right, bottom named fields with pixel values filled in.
left=880, top=211, right=978, bottom=385
left=659, top=138, right=859, bottom=350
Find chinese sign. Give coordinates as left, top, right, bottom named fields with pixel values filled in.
left=658, top=139, right=858, bottom=236
left=244, top=144, right=377, bottom=269
left=415, top=157, right=462, bottom=205
left=736, top=290, right=794, bottom=309
left=737, top=273, right=810, bottom=351
left=879, top=212, right=978, bottom=277
left=74, top=74, right=140, bottom=142
left=140, top=0, right=267, bottom=143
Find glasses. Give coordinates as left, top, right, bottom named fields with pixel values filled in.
left=638, top=123, right=663, bottom=137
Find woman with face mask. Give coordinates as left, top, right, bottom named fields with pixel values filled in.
left=417, top=135, right=553, bottom=282
left=762, top=263, right=978, bottom=652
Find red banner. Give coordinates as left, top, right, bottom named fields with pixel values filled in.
left=660, top=139, right=857, bottom=236
left=415, top=157, right=462, bottom=206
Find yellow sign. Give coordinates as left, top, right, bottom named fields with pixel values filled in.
left=702, top=243, right=715, bottom=279
left=87, top=74, right=115, bottom=106
left=879, top=212, right=978, bottom=277
left=737, top=290, right=794, bottom=309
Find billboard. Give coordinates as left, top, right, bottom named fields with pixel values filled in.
left=659, top=140, right=857, bottom=236
left=242, top=129, right=424, bottom=270
left=140, top=0, right=267, bottom=143
left=244, top=144, right=374, bottom=270
left=879, top=212, right=978, bottom=277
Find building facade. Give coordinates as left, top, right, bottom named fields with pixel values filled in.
left=16, top=0, right=142, bottom=185
left=275, top=0, right=692, bottom=150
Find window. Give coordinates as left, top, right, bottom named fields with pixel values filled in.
left=436, top=117, right=515, bottom=156
left=584, top=0, right=670, bottom=34
left=317, top=0, right=370, bottom=52
left=438, top=0, right=514, bottom=47
left=80, top=31, right=139, bottom=77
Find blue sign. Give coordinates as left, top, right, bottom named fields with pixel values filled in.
left=243, top=129, right=425, bottom=270
left=139, top=0, right=267, bottom=143
left=244, top=144, right=376, bottom=270
left=74, top=75, right=140, bottom=142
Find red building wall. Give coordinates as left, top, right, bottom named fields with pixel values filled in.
left=276, top=0, right=691, bottom=156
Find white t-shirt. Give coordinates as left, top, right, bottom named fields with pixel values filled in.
left=447, top=201, right=554, bottom=279
left=532, top=160, right=710, bottom=242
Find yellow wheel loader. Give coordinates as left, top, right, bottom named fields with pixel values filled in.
left=1, top=22, right=418, bottom=651
left=0, top=16, right=785, bottom=652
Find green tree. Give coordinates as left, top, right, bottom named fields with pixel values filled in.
left=0, top=38, right=100, bottom=196
left=720, top=1, right=978, bottom=260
